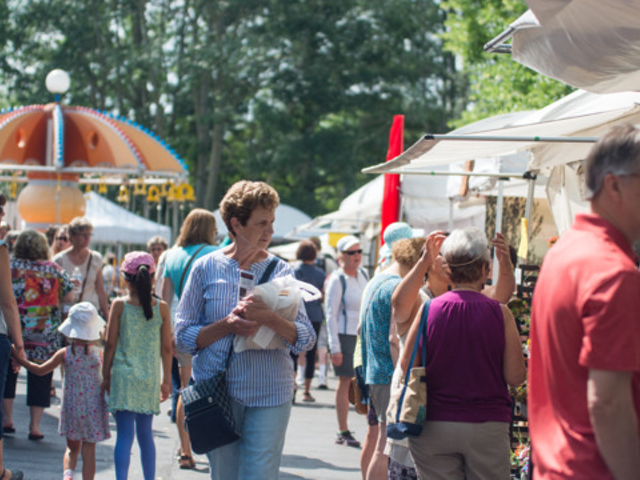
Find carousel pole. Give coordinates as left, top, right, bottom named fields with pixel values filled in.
left=45, top=69, right=71, bottom=226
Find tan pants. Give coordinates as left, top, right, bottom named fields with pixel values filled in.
left=408, top=421, right=510, bottom=480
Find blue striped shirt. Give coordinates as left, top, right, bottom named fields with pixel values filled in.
left=174, top=250, right=315, bottom=407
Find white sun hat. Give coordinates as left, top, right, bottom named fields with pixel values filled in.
left=58, top=301, right=105, bottom=341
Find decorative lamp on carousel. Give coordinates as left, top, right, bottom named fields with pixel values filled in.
left=0, top=69, right=190, bottom=228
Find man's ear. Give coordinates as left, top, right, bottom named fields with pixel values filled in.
left=602, top=173, right=623, bottom=202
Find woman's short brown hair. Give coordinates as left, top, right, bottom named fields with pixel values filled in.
left=68, top=217, right=93, bottom=236
left=220, top=181, right=279, bottom=237
left=147, top=235, right=169, bottom=251
left=296, top=240, right=317, bottom=262
left=14, top=229, right=50, bottom=261
left=391, top=237, right=425, bottom=268
left=176, top=209, right=217, bottom=247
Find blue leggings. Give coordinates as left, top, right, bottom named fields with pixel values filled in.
left=113, top=411, right=155, bottom=480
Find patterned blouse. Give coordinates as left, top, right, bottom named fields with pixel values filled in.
left=175, top=251, right=316, bottom=408
left=11, top=258, right=73, bottom=362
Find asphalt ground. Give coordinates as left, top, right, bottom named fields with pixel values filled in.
left=4, top=369, right=367, bottom=479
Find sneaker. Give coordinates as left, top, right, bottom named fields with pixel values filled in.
left=335, top=430, right=361, bottom=448
left=317, top=384, right=328, bottom=390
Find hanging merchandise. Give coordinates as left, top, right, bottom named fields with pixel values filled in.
left=160, top=182, right=172, bottom=198
left=133, top=177, right=146, bottom=196
left=147, top=185, right=160, bottom=203
left=166, top=184, right=179, bottom=203
left=117, top=185, right=129, bottom=204
left=9, top=174, right=18, bottom=199
left=179, top=184, right=196, bottom=202
left=98, top=178, right=108, bottom=195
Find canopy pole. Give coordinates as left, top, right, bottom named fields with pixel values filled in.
left=493, top=179, right=505, bottom=285
left=448, top=198, right=454, bottom=232
left=523, top=172, right=537, bottom=263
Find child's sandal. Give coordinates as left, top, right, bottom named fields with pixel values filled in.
left=0, top=469, right=25, bottom=480
left=178, top=455, right=195, bottom=470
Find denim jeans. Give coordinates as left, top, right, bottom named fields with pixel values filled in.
left=206, top=397, right=292, bottom=480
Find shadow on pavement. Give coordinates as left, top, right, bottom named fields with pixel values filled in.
left=281, top=453, right=361, bottom=473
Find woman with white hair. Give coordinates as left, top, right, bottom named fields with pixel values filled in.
left=406, top=227, right=526, bottom=479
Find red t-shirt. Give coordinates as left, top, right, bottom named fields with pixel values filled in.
left=529, top=214, right=640, bottom=479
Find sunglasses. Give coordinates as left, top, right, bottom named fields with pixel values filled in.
left=56, top=236, right=69, bottom=241
left=344, top=249, right=363, bottom=256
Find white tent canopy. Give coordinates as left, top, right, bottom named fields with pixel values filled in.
left=85, top=191, right=172, bottom=245
left=362, top=90, right=640, bottom=237
left=289, top=171, right=489, bottom=241
left=491, top=0, right=640, bottom=94
left=212, top=203, right=312, bottom=242
left=364, top=90, right=640, bottom=175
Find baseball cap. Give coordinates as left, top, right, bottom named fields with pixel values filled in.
left=383, top=222, right=416, bottom=246
left=121, top=251, right=156, bottom=275
left=336, top=235, right=361, bottom=252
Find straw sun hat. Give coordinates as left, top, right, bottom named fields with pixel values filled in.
left=58, top=301, right=105, bottom=341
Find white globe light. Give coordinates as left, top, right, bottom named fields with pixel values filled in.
left=45, top=69, right=71, bottom=94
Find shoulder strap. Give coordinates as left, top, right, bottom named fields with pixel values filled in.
left=258, top=257, right=280, bottom=285
left=359, top=267, right=369, bottom=281
left=79, top=252, right=93, bottom=301
left=396, top=300, right=430, bottom=423
left=404, top=300, right=430, bottom=380
left=178, top=244, right=208, bottom=296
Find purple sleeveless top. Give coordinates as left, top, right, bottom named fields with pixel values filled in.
left=423, top=290, right=512, bottom=423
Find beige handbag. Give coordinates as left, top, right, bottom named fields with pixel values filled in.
left=386, top=300, right=430, bottom=439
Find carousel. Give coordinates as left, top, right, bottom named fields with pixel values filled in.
left=0, top=69, right=193, bottom=232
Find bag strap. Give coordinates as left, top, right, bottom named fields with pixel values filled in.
left=396, top=300, right=430, bottom=423
left=403, top=300, right=430, bottom=383
left=339, top=273, right=347, bottom=333
left=78, top=252, right=93, bottom=301
left=258, top=257, right=280, bottom=285
left=224, top=256, right=279, bottom=371
left=178, top=244, right=208, bottom=296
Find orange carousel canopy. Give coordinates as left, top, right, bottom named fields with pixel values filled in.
left=0, top=103, right=188, bottom=179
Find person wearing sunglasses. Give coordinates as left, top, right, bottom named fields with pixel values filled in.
left=52, top=226, right=71, bottom=257
left=325, top=235, right=368, bottom=449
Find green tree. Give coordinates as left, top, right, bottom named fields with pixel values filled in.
left=0, top=0, right=467, bottom=217
left=440, top=0, right=574, bottom=127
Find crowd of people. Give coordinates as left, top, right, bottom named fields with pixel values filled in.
left=0, top=124, right=638, bottom=479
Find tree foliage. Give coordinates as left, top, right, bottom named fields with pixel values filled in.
left=440, top=0, right=574, bottom=127
left=0, top=0, right=465, bottom=215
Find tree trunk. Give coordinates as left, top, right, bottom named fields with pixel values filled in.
left=203, top=121, right=224, bottom=210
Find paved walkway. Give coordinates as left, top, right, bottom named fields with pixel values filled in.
left=4, top=370, right=367, bottom=479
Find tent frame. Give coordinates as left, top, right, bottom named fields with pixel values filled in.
left=363, top=134, right=598, bottom=265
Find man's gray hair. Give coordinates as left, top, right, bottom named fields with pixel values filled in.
left=441, top=227, right=490, bottom=284
left=585, top=124, right=640, bottom=198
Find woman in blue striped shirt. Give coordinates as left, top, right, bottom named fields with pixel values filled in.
left=174, top=180, right=315, bottom=480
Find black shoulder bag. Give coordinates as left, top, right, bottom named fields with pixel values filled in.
left=181, top=257, right=280, bottom=454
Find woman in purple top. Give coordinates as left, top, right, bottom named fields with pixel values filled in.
left=407, top=227, right=526, bottom=480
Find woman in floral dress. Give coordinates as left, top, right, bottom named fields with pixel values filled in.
left=1, top=230, right=73, bottom=440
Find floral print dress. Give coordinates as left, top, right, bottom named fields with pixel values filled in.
left=59, top=345, right=111, bottom=442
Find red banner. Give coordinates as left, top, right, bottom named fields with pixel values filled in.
left=380, top=115, right=404, bottom=245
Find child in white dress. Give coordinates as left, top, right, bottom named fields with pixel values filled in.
left=12, top=302, right=110, bottom=480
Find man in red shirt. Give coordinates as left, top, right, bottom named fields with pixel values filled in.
left=530, top=124, right=640, bottom=479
